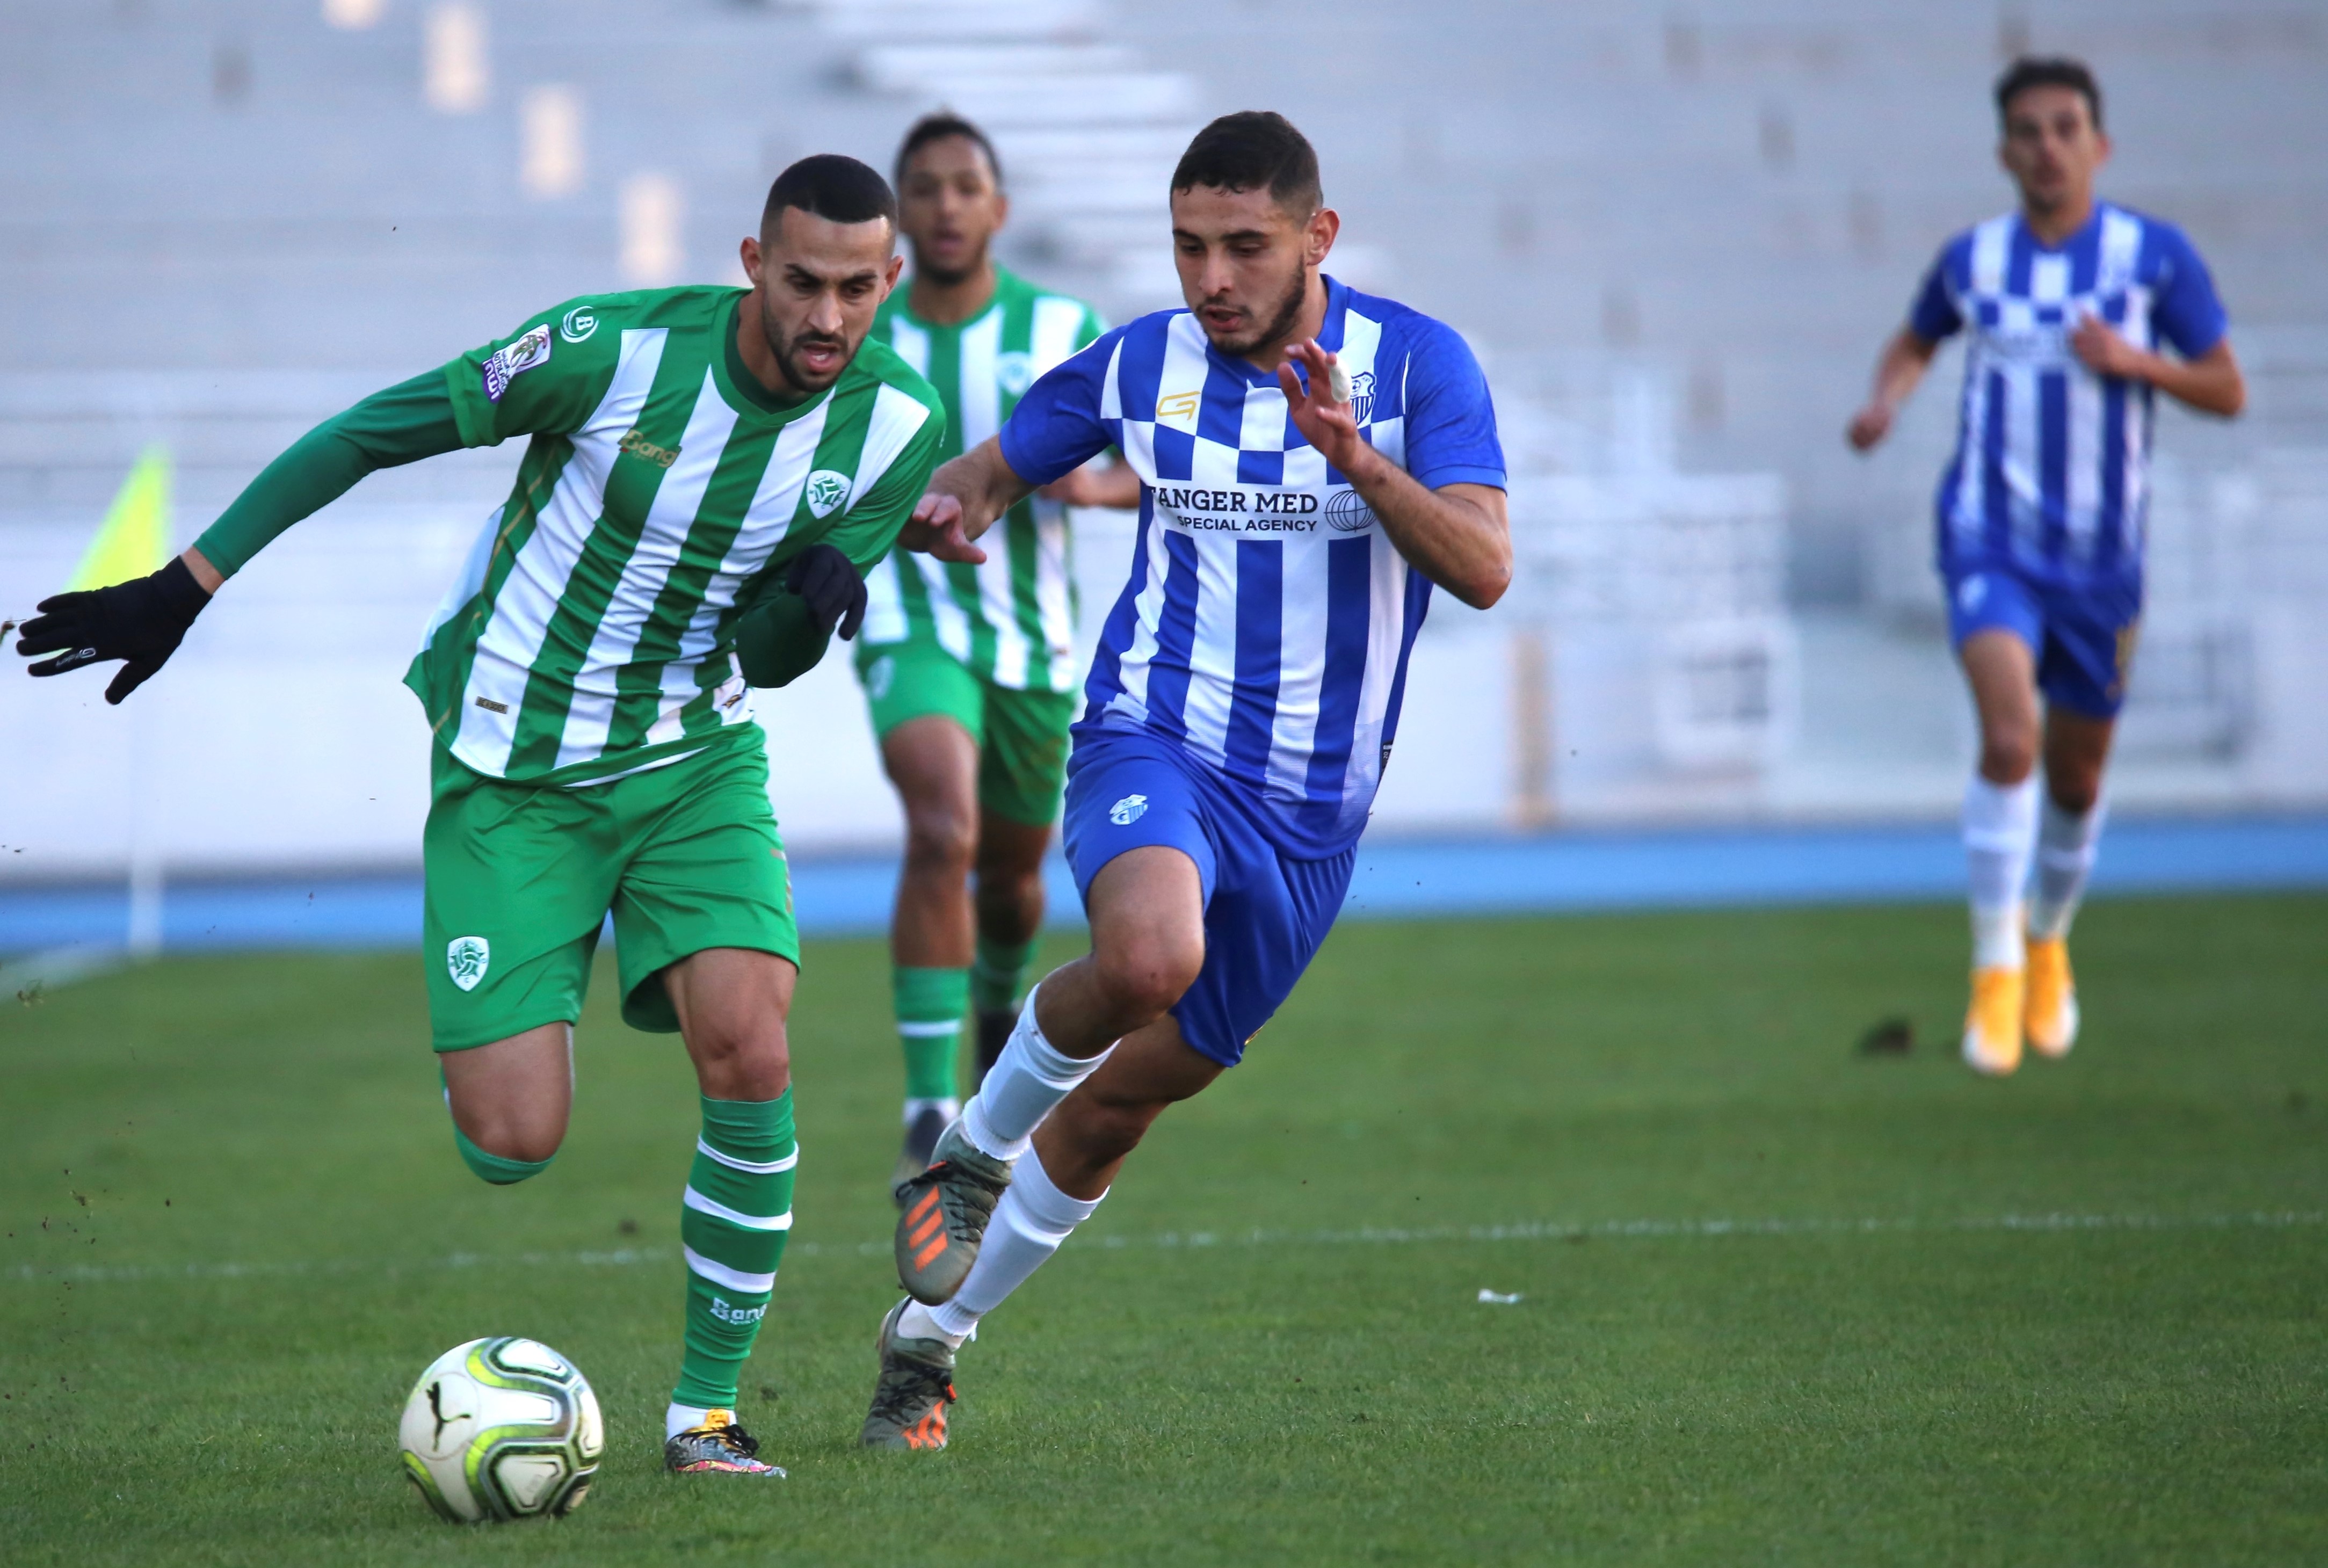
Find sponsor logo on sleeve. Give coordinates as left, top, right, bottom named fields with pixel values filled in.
left=481, top=325, right=553, bottom=403
left=559, top=306, right=599, bottom=343
left=447, top=936, right=491, bottom=992
left=1108, top=793, right=1149, bottom=826
left=802, top=469, right=851, bottom=519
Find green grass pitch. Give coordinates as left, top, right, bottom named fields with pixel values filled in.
left=4, top=895, right=2326, bottom=1565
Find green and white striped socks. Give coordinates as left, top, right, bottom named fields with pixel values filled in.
left=895, top=966, right=967, bottom=1117
left=671, top=1091, right=796, bottom=1417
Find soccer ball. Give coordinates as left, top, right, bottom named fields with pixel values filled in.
left=398, top=1337, right=603, bottom=1523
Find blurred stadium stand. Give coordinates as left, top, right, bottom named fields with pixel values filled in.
left=3, top=0, right=2324, bottom=910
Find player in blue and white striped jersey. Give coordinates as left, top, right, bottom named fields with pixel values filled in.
left=858, top=112, right=1511, bottom=1450
left=1848, top=57, right=2246, bottom=1077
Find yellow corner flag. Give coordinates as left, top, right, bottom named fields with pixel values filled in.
left=69, top=445, right=174, bottom=591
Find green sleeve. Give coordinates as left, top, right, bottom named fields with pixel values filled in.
left=193, top=371, right=463, bottom=578
left=441, top=300, right=624, bottom=449
left=732, top=591, right=829, bottom=689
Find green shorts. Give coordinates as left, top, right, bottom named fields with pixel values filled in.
left=854, top=635, right=1078, bottom=826
left=422, top=733, right=799, bottom=1052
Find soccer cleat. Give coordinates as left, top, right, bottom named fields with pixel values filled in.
left=893, top=1118, right=1012, bottom=1305
left=2024, top=934, right=2079, bottom=1059
left=890, top=1103, right=952, bottom=1210
left=663, top=1410, right=786, bottom=1477
left=973, top=1007, right=1014, bottom=1088
left=860, top=1300, right=956, bottom=1451
left=1961, top=965, right=2026, bottom=1077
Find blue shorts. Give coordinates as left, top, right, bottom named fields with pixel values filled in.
left=1060, top=727, right=1356, bottom=1069
left=1943, top=566, right=2142, bottom=720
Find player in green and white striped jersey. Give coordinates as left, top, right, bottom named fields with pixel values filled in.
left=854, top=115, right=1139, bottom=1197
left=14, top=156, right=947, bottom=1478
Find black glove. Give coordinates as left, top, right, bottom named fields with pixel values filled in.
left=784, top=543, right=867, bottom=641
left=14, top=556, right=212, bottom=704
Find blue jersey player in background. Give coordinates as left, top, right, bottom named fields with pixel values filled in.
left=857, top=111, right=1512, bottom=1450
left=1848, top=57, right=2246, bottom=1077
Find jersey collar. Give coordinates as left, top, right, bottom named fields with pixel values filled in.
left=715, top=289, right=839, bottom=424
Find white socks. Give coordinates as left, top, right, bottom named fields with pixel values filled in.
left=960, top=985, right=1113, bottom=1163
left=2029, top=795, right=2105, bottom=939
left=1963, top=774, right=2039, bottom=969
left=923, top=1146, right=1105, bottom=1344
left=666, top=1401, right=721, bottom=1441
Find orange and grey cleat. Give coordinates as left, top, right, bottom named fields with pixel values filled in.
left=2024, top=935, right=2079, bottom=1059
left=663, top=1410, right=786, bottom=1477
left=893, top=1119, right=1011, bottom=1305
left=1961, top=965, right=2026, bottom=1077
left=860, top=1300, right=957, bottom=1451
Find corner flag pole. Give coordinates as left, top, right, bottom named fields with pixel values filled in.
left=77, top=446, right=175, bottom=958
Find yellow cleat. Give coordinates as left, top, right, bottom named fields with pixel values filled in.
left=2024, top=934, right=2079, bottom=1059
left=1961, top=965, right=2025, bottom=1076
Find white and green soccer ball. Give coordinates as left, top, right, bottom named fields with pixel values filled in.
left=398, top=1337, right=603, bottom=1523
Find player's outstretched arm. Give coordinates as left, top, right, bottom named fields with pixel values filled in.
left=1278, top=340, right=1510, bottom=611
left=1847, top=327, right=1941, bottom=452
left=11, top=371, right=465, bottom=703
left=896, top=437, right=1035, bottom=565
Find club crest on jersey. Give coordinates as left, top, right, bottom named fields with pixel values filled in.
left=803, top=470, right=851, bottom=519
left=481, top=325, right=552, bottom=403
left=447, top=936, right=490, bottom=992
left=1345, top=369, right=1375, bottom=427
left=1325, top=489, right=1377, bottom=533
left=559, top=306, right=598, bottom=344
left=996, top=351, right=1035, bottom=397
left=1108, top=794, right=1149, bottom=826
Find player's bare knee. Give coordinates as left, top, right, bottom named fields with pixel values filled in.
left=974, top=869, right=1044, bottom=944
left=902, top=805, right=976, bottom=876
left=691, top=1022, right=791, bottom=1101
left=1979, top=734, right=2036, bottom=785
left=2047, top=772, right=2101, bottom=815
left=1093, top=934, right=1201, bottom=1021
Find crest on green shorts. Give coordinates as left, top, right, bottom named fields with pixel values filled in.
left=803, top=470, right=851, bottom=519
left=447, top=936, right=490, bottom=992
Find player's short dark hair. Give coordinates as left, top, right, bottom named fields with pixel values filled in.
left=762, top=154, right=898, bottom=237
left=1170, top=111, right=1322, bottom=217
left=1995, top=56, right=2104, bottom=131
left=895, top=112, right=1003, bottom=189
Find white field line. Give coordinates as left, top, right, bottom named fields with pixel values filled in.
left=6, top=1209, right=2323, bottom=1287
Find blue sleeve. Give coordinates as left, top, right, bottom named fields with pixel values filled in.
left=1397, top=318, right=1506, bottom=491
left=998, top=326, right=1121, bottom=486
left=1908, top=245, right=1963, bottom=342
left=2149, top=226, right=2229, bottom=360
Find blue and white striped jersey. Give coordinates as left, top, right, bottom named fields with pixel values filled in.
left=1911, top=202, right=2228, bottom=587
left=1000, top=276, right=1505, bottom=857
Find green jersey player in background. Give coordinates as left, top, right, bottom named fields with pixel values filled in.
left=855, top=114, right=1138, bottom=1197
left=13, top=156, right=946, bottom=1479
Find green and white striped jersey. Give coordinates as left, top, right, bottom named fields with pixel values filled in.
left=413, top=285, right=945, bottom=786
left=858, top=267, right=1105, bottom=693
